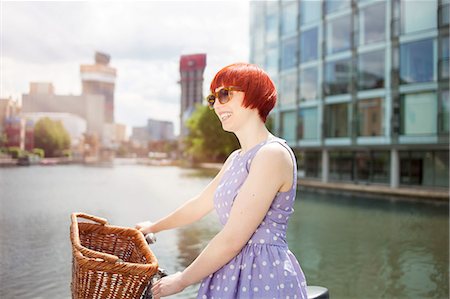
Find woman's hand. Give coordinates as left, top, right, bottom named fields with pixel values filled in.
left=135, top=220, right=154, bottom=235
left=151, top=271, right=187, bottom=298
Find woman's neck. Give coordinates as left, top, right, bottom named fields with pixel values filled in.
left=234, top=122, right=273, bottom=154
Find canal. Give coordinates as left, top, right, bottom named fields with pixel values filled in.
left=0, top=162, right=448, bottom=298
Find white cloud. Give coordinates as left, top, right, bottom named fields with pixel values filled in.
left=1, top=1, right=250, bottom=136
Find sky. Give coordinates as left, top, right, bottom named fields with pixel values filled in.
left=1, top=1, right=250, bottom=135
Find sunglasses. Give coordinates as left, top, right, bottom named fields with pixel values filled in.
left=206, top=86, right=243, bottom=110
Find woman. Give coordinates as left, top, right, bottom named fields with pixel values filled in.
left=136, top=63, right=308, bottom=298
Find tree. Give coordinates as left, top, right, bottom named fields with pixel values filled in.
left=34, top=118, right=71, bottom=157
left=185, top=104, right=240, bottom=162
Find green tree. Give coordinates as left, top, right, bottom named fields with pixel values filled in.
left=34, top=118, right=71, bottom=157
left=185, top=104, right=240, bottom=162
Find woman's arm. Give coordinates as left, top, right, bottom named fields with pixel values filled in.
left=151, top=143, right=293, bottom=297
left=136, top=150, right=239, bottom=234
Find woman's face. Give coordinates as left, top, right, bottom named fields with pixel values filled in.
left=213, top=86, right=256, bottom=132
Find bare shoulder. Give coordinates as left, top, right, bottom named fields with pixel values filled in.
left=251, top=142, right=293, bottom=171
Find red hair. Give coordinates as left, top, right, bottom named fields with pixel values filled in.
left=210, top=63, right=277, bottom=123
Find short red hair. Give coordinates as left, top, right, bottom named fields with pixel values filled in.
left=210, top=63, right=277, bottom=123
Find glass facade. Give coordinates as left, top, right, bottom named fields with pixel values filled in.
left=400, top=39, right=434, bottom=84
left=357, top=98, right=384, bottom=136
left=401, top=0, right=437, bottom=34
left=327, top=15, right=352, bottom=54
left=249, top=1, right=448, bottom=190
left=300, top=0, right=321, bottom=25
left=300, top=27, right=319, bottom=63
left=298, top=107, right=319, bottom=140
left=358, top=50, right=385, bottom=90
left=325, top=58, right=352, bottom=96
left=401, top=92, right=437, bottom=136
left=360, top=2, right=386, bottom=45
left=325, top=103, right=350, bottom=138
left=281, top=111, right=296, bottom=142
left=281, top=37, right=298, bottom=70
left=279, top=72, right=297, bottom=106
left=300, top=66, right=319, bottom=101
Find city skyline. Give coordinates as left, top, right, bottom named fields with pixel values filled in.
left=1, top=1, right=250, bottom=135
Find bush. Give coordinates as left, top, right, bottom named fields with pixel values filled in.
left=32, top=148, right=45, bottom=158
left=8, top=147, right=21, bottom=159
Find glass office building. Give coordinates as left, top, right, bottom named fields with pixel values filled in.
left=250, top=0, right=449, bottom=189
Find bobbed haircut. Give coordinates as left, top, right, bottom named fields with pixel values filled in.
left=210, top=63, right=277, bottom=123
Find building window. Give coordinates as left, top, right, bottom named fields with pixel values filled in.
left=357, top=98, right=384, bottom=137
left=441, top=90, right=449, bottom=134
left=303, top=151, right=322, bottom=179
left=329, top=151, right=353, bottom=181
left=401, top=92, right=437, bottom=136
left=300, top=66, right=319, bottom=101
left=400, top=150, right=449, bottom=188
left=281, top=36, right=298, bottom=70
left=325, top=102, right=350, bottom=138
left=281, top=1, right=298, bottom=36
left=440, top=36, right=449, bottom=80
left=401, top=0, right=437, bottom=34
left=439, top=1, right=449, bottom=27
left=265, top=43, right=279, bottom=75
left=300, top=0, right=321, bottom=26
left=327, top=15, right=352, bottom=54
left=300, top=27, right=319, bottom=63
left=358, top=50, right=385, bottom=90
left=266, top=10, right=279, bottom=43
left=298, top=107, right=319, bottom=140
left=355, top=151, right=390, bottom=183
left=281, top=111, right=296, bottom=142
left=400, top=39, right=434, bottom=84
left=325, top=0, right=350, bottom=15
left=360, top=2, right=385, bottom=45
left=279, top=72, right=297, bottom=106
left=325, top=58, right=352, bottom=96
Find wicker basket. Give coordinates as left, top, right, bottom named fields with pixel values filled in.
left=70, top=213, right=158, bottom=299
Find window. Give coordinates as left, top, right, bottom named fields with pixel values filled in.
left=357, top=98, right=384, bottom=137
left=400, top=39, right=434, bottom=84
left=281, top=36, right=298, bottom=70
left=298, top=107, right=319, bottom=140
left=265, top=43, right=279, bottom=74
left=440, top=36, right=449, bottom=80
left=304, top=151, right=322, bottom=178
left=372, top=151, right=390, bottom=184
left=439, top=1, right=449, bottom=27
left=281, top=1, right=298, bottom=36
left=266, top=10, right=279, bottom=43
left=325, top=58, right=352, bottom=96
left=360, top=2, right=386, bottom=45
left=300, top=27, right=319, bottom=63
left=441, top=90, right=449, bottom=133
left=327, top=15, right=351, bottom=54
left=326, top=0, right=350, bottom=14
left=401, top=92, right=437, bottom=136
left=329, top=151, right=353, bottom=181
left=400, top=150, right=449, bottom=187
left=300, top=66, right=319, bottom=101
left=358, top=50, right=385, bottom=90
left=279, top=72, right=297, bottom=106
left=401, top=0, right=437, bottom=34
left=281, top=111, right=296, bottom=142
left=325, top=103, right=350, bottom=138
left=300, top=0, right=321, bottom=25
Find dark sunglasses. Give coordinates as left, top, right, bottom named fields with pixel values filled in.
left=206, top=86, right=243, bottom=110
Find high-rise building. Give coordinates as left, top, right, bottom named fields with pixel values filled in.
left=179, top=54, right=207, bottom=139
left=250, top=0, right=449, bottom=190
left=80, top=52, right=117, bottom=123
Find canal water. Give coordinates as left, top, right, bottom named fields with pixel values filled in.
left=0, top=162, right=448, bottom=299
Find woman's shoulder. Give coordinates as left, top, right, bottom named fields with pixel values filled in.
left=252, top=140, right=293, bottom=170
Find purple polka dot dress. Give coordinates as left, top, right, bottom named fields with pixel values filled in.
left=197, top=138, right=308, bottom=299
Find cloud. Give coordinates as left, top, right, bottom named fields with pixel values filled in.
left=1, top=1, right=249, bottom=136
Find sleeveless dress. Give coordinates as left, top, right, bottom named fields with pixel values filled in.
left=197, top=137, right=308, bottom=299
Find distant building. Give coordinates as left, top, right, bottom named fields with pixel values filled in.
left=23, top=112, right=87, bottom=148
left=0, top=97, right=21, bottom=134
left=4, top=116, right=34, bottom=151
left=147, top=119, right=175, bottom=141
left=179, top=54, right=206, bottom=140
left=22, top=83, right=105, bottom=137
left=131, top=126, right=149, bottom=147
left=80, top=52, right=117, bottom=123
left=250, top=0, right=449, bottom=189
left=102, top=123, right=128, bottom=149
